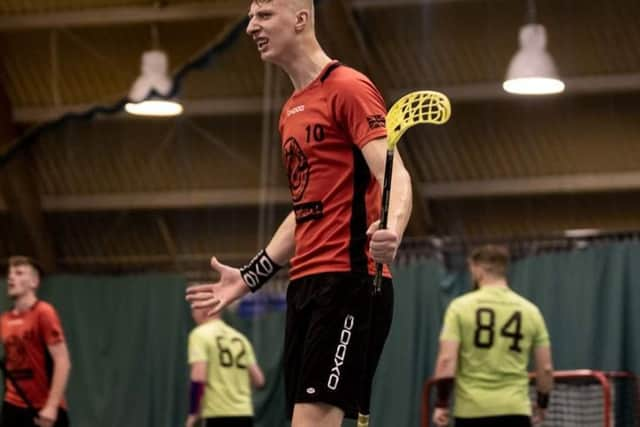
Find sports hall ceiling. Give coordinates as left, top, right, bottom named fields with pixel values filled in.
left=0, top=0, right=639, bottom=278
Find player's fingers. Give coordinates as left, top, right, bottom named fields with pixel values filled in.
left=370, top=229, right=399, bottom=243
left=191, top=297, right=220, bottom=310
left=186, top=284, right=212, bottom=295
left=366, top=220, right=380, bottom=236
left=210, top=256, right=225, bottom=271
left=185, top=290, right=214, bottom=302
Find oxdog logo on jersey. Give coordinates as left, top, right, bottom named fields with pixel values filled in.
left=287, top=105, right=305, bottom=116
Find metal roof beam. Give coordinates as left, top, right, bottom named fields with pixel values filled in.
left=14, top=73, right=640, bottom=123
left=353, top=0, right=480, bottom=9
left=422, top=172, right=640, bottom=199
left=391, top=73, right=640, bottom=102
left=41, top=188, right=292, bottom=212
left=0, top=4, right=247, bottom=31
left=13, top=97, right=278, bottom=123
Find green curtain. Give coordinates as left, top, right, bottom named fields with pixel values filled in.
left=1, top=274, right=191, bottom=427
left=509, top=242, right=640, bottom=374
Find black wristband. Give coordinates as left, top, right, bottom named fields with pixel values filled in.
left=537, top=392, right=550, bottom=409
left=239, top=249, right=282, bottom=292
left=435, top=378, right=453, bottom=409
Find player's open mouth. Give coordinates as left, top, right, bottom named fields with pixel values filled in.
left=256, top=38, right=269, bottom=51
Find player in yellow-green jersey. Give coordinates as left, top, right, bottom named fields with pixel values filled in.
left=186, top=308, right=265, bottom=427
left=432, top=245, right=554, bottom=427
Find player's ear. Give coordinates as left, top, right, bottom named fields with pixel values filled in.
left=294, top=9, right=310, bottom=32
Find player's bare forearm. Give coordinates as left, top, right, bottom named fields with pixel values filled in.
left=249, top=363, right=266, bottom=389
left=534, top=346, right=554, bottom=393
left=45, top=342, right=71, bottom=410
left=265, top=211, right=296, bottom=266
left=362, top=139, right=413, bottom=239
left=387, top=155, right=412, bottom=239
left=190, top=361, right=207, bottom=383
left=434, top=340, right=459, bottom=378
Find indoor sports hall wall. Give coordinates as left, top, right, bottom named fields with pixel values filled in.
left=0, top=275, right=191, bottom=427
left=3, top=240, right=636, bottom=427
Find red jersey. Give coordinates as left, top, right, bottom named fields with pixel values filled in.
left=279, top=61, right=391, bottom=280
left=0, top=301, right=67, bottom=409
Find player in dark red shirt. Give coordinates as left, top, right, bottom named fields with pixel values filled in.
left=186, top=1, right=413, bottom=425
left=1, top=256, right=71, bottom=427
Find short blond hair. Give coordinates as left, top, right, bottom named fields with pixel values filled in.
left=468, top=245, right=509, bottom=277
left=252, top=0, right=314, bottom=16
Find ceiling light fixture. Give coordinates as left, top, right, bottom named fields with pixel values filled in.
left=503, top=0, right=565, bottom=95
left=125, top=50, right=183, bottom=117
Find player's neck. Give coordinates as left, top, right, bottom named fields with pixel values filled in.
left=13, top=293, right=38, bottom=313
left=281, top=42, right=332, bottom=91
left=479, top=278, right=508, bottom=288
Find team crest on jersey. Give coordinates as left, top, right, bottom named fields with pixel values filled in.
left=367, top=115, right=386, bottom=129
left=283, top=137, right=309, bottom=202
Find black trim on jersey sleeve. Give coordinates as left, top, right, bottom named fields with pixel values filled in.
left=349, top=146, right=371, bottom=275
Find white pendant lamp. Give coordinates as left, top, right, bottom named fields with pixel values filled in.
left=503, top=0, right=565, bottom=96
left=125, top=50, right=183, bottom=116
left=503, top=24, right=565, bottom=95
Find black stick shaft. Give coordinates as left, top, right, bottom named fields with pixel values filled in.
left=373, top=149, right=394, bottom=293
left=0, top=358, right=39, bottom=417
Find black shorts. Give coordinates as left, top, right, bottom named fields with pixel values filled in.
left=454, top=415, right=531, bottom=427
left=284, top=272, right=393, bottom=420
left=0, top=401, right=70, bottom=427
left=204, top=416, right=253, bottom=427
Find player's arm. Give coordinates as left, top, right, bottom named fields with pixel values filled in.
left=248, top=363, right=265, bottom=389
left=534, top=346, right=553, bottom=394
left=532, top=309, right=553, bottom=420
left=434, top=340, right=459, bottom=403
left=190, top=361, right=207, bottom=383
left=37, top=306, right=71, bottom=425
left=188, top=329, right=208, bottom=422
left=362, top=140, right=413, bottom=263
left=187, top=361, right=207, bottom=427
left=432, top=302, right=460, bottom=424
left=434, top=340, right=459, bottom=379
left=431, top=340, right=458, bottom=427
left=40, top=341, right=71, bottom=421
left=265, top=210, right=296, bottom=265
left=186, top=211, right=295, bottom=314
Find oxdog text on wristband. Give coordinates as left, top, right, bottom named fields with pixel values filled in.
left=240, top=249, right=282, bottom=292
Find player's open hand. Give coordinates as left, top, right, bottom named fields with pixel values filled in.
left=185, top=257, right=250, bottom=316
left=367, top=220, right=400, bottom=264
left=433, top=407, right=450, bottom=426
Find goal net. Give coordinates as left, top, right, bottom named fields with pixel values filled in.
left=421, top=370, right=639, bottom=427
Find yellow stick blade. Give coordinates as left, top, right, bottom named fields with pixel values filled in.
left=386, top=90, right=451, bottom=148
